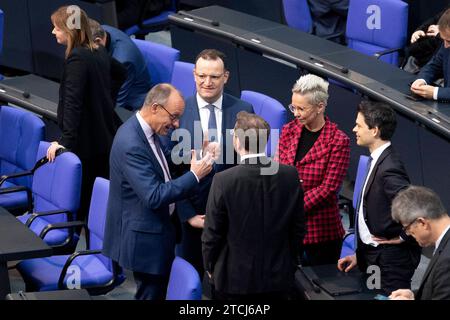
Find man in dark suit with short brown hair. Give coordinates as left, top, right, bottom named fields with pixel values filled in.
left=338, top=101, right=421, bottom=295
left=202, top=111, right=305, bottom=300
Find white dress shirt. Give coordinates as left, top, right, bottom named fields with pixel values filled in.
left=136, top=112, right=175, bottom=214
left=240, top=153, right=266, bottom=162
left=358, top=142, right=392, bottom=247
left=196, top=93, right=223, bottom=144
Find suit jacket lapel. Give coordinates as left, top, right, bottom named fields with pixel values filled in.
left=417, top=229, right=450, bottom=297
left=363, top=146, right=391, bottom=200
left=132, top=116, right=165, bottom=180
left=299, top=120, right=330, bottom=165
left=285, top=119, right=303, bottom=165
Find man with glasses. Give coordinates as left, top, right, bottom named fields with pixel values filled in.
left=169, top=49, right=253, bottom=281
left=103, top=83, right=213, bottom=300
left=338, top=100, right=421, bottom=295
left=390, top=186, right=450, bottom=300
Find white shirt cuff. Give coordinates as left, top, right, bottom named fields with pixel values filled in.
left=433, top=87, right=439, bottom=100
left=190, top=170, right=200, bottom=183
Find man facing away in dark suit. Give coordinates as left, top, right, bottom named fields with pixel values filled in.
left=102, top=83, right=213, bottom=300
left=411, top=8, right=450, bottom=102
left=170, top=49, right=254, bottom=279
left=338, top=100, right=421, bottom=295
left=202, top=111, right=306, bottom=300
left=390, top=186, right=450, bottom=300
left=90, top=20, right=152, bottom=111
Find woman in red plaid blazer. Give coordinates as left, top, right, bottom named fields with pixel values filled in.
left=276, top=74, right=350, bottom=265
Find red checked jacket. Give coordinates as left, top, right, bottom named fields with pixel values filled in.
left=276, top=117, right=350, bottom=244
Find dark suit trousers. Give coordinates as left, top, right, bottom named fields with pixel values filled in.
left=357, top=242, right=421, bottom=295
left=133, top=271, right=170, bottom=300
left=302, top=240, right=342, bottom=266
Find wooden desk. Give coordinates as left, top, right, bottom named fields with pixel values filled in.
left=0, top=207, right=52, bottom=300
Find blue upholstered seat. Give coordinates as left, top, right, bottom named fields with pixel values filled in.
left=0, top=106, right=45, bottom=211
left=17, top=178, right=125, bottom=294
left=346, top=0, right=408, bottom=65
left=282, top=0, right=313, bottom=33
left=240, top=90, right=287, bottom=157
left=171, top=61, right=196, bottom=98
left=132, top=39, right=180, bottom=86
left=166, top=256, right=202, bottom=300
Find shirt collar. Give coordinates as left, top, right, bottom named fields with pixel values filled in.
left=240, top=153, right=266, bottom=162
left=370, top=141, right=391, bottom=163
left=196, top=93, right=223, bottom=110
left=136, top=111, right=154, bottom=141
left=434, top=225, right=450, bottom=255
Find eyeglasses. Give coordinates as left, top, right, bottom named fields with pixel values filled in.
left=288, top=104, right=314, bottom=114
left=402, top=218, right=420, bottom=234
left=194, top=72, right=225, bottom=82
left=156, top=104, right=180, bottom=122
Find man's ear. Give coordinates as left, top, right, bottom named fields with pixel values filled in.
left=223, top=70, right=230, bottom=84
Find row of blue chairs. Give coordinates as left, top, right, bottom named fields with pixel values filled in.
left=283, top=0, right=409, bottom=66
left=0, top=106, right=201, bottom=299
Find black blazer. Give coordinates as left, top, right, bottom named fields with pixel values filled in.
left=416, top=228, right=450, bottom=300
left=202, top=157, right=306, bottom=294
left=57, top=46, right=125, bottom=159
left=361, top=146, right=411, bottom=239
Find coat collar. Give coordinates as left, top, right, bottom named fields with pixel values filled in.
left=285, top=117, right=334, bottom=165
left=363, top=145, right=392, bottom=199
left=130, top=115, right=165, bottom=180
left=417, top=228, right=450, bottom=297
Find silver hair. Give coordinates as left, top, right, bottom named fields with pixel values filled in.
left=292, top=74, right=329, bottom=106
left=392, top=185, right=447, bottom=224
left=143, top=83, right=182, bottom=108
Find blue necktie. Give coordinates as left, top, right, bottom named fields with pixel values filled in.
left=354, top=156, right=373, bottom=247
left=355, top=156, right=373, bottom=214
left=206, top=104, right=217, bottom=142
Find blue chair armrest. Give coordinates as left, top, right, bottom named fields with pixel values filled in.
left=25, top=209, right=74, bottom=227
left=58, top=249, right=103, bottom=290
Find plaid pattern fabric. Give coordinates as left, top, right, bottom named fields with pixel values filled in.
left=275, top=118, right=350, bottom=244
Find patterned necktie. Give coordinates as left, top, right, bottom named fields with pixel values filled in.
left=206, top=104, right=217, bottom=142
left=152, top=133, right=175, bottom=215
left=152, top=133, right=170, bottom=180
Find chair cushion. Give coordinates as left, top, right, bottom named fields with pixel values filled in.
left=0, top=181, right=28, bottom=209
left=17, top=254, right=114, bottom=292
left=17, top=214, right=71, bottom=246
left=347, top=39, right=398, bottom=65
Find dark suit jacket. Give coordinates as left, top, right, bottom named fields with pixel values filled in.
left=57, top=46, right=125, bottom=159
left=174, top=93, right=254, bottom=221
left=103, top=25, right=152, bottom=110
left=102, top=115, right=199, bottom=275
left=417, top=44, right=450, bottom=101
left=202, top=157, right=306, bottom=294
left=358, top=146, right=411, bottom=239
left=416, top=228, right=450, bottom=300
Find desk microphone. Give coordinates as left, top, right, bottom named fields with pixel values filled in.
left=309, top=56, right=349, bottom=74
left=22, top=91, right=30, bottom=99
left=178, top=10, right=220, bottom=27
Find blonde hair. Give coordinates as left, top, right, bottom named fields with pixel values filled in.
left=51, top=5, right=96, bottom=58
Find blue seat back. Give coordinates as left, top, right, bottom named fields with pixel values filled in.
left=0, top=9, right=4, bottom=57
left=0, top=106, right=45, bottom=189
left=132, top=39, right=180, bottom=86
left=340, top=232, right=356, bottom=258
left=87, top=177, right=112, bottom=268
left=353, top=155, right=370, bottom=209
left=346, top=0, right=408, bottom=65
left=32, top=142, right=82, bottom=224
left=166, top=256, right=202, bottom=300
left=240, top=90, right=287, bottom=157
left=282, top=0, right=313, bottom=33
left=170, top=61, right=196, bottom=99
